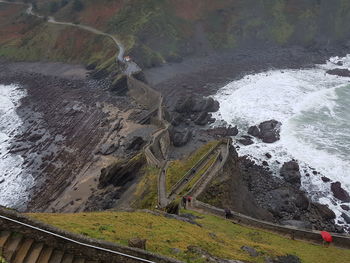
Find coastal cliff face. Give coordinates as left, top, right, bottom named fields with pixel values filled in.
left=1, top=0, right=350, bottom=68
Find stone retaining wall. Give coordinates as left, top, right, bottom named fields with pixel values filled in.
left=193, top=201, right=350, bottom=249
left=0, top=207, right=183, bottom=263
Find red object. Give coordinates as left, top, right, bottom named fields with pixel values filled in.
left=320, top=231, right=333, bottom=243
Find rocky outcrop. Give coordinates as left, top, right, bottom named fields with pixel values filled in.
left=248, top=120, right=281, bottom=143
left=198, top=145, right=274, bottom=222
left=326, top=68, right=350, bottom=77
left=331, top=182, right=350, bottom=202
left=170, top=128, right=192, bottom=147
left=175, top=97, right=219, bottom=114
left=238, top=157, right=339, bottom=232
left=99, top=155, right=145, bottom=188
left=280, top=161, right=301, bottom=186
left=206, top=126, right=238, bottom=137
left=172, top=96, right=219, bottom=127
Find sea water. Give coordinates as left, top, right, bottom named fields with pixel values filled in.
left=212, top=55, right=350, bottom=224
left=0, top=84, right=33, bottom=209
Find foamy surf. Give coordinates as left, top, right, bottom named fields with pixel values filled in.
left=212, top=56, right=350, bottom=225
left=0, top=84, right=33, bottom=209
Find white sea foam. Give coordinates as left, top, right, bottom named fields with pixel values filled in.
left=0, top=84, right=33, bottom=209
left=212, top=56, right=350, bottom=224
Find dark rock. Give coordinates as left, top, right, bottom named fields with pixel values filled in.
left=312, top=203, right=336, bottom=220
left=194, top=112, right=211, bottom=126
left=262, top=161, right=269, bottom=166
left=175, top=97, right=219, bottom=114
left=331, top=182, right=350, bottom=202
left=274, top=255, right=301, bottom=263
left=321, top=176, right=331, bottom=183
left=126, top=136, right=145, bottom=151
left=265, top=153, right=272, bottom=159
left=248, top=125, right=260, bottom=137
left=312, top=171, right=318, bottom=175
left=170, top=248, right=181, bottom=254
left=341, top=204, right=350, bottom=211
left=99, top=143, right=118, bottom=155
left=280, top=161, right=301, bottom=186
left=241, top=246, right=259, bottom=257
left=238, top=137, right=254, bottom=145
left=128, top=238, right=146, bottom=250
left=172, top=129, right=192, bottom=147
left=170, top=112, right=183, bottom=126
left=258, top=120, right=281, bottom=143
left=295, top=192, right=309, bottom=210
left=207, top=125, right=238, bottom=137
left=280, top=220, right=312, bottom=229
left=99, top=155, right=145, bottom=188
left=326, top=68, right=350, bottom=77
left=341, top=213, right=350, bottom=224
left=0, top=179, right=4, bottom=184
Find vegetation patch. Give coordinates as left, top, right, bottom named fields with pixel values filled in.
left=166, top=141, right=220, bottom=193
left=179, top=154, right=217, bottom=196
left=132, top=165, right=160, bottom=209
left=28, top=210, right=350, bottom=263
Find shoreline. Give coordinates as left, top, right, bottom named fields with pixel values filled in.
left=0, top=60, right=156, bottom=212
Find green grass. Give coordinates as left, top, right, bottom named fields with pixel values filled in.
left=179, top=154, right=217, bottom=196
left=28, top=210, right=350, bottom=263
left=166, top=141, right=220, bottom=193
left=132, top=165, right=160, bottom=209
left=0, top=256, right=7, bottom=263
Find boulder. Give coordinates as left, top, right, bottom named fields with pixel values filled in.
left=128, top=238, right=147, bottom=250
left=259, top=120, right=281, bottom=143
left=331, top=182, right=350, bottom=202
left=99, top=143, right=118, bottom=155
left=321, top=176, right=331, bottom=183
left=280, top=161, right=301, bottom=186
left=312, top=203, right=336, bottom=220
left=238, top=136, right=254, bottom=146
left=126, top=136, right=145, bottom=151
left=326, top=68, right=350, bottom=77
left=194, top=112, right=212, bottom=126
left=340, top=204, right=350, bottom=211
left=248, top=125, right=260, bottom=137
left=248, top=120, right=281, bottom=143
left=241, top=246, right=259, bottom=257
left=172, top=129, right=192, bottom=147
left=341, top=213, right=350, bottom=224
left=207, top=125, right=238, bottom=137
left=175, top=97, right=220, bottom=113
left=295, top=192, right=309, bottom=210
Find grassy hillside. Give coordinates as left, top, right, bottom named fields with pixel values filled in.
left=28, top=210, right=350, bottom=263
left=2, top=0, right=350, bottom=69
left=0, top=2, right=117, bottom=70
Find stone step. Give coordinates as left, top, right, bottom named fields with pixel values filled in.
left=36, top=246, right=54, bottom=263
left=23, top=242, right=44, bottom=263
left=3, top=233, right=23, bottom=262
left=72, top=258, right=85, bottom=263
left=61, top=254, right=74, bottom=263
left=0, top=231, right=11, bottom=251
left=13, top=238, right=34, bottom=263
left=48, top=250, right=64, bottom=263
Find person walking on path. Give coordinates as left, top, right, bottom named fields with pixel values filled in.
left=187, top=196, right=192, bottom=207
left=182, top=196, right=187, bottom=209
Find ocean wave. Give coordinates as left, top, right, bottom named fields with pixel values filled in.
left=212, top=56, right=350, bottom=225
